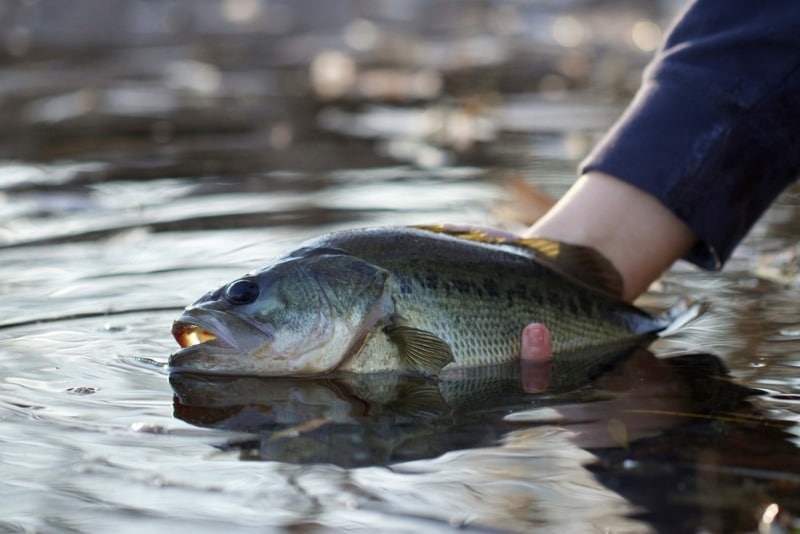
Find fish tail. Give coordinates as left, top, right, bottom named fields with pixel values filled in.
left=655, top=298, right=710, bottom=337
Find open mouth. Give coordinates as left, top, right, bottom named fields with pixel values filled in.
left=168, top=310, right=276, bottom=375
left=171, top=309, right=274, bottom=354
left=172, top=322, right=219, bottom=348
left=171, top=312, right=235, bottom=350
left=169, top=312, right=241, bottom=373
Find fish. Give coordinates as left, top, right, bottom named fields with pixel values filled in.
left=170, top=225, right=689, bottom=377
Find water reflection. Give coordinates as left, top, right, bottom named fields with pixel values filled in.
left=172, top=369, right=517, bottom=467
left=587, top=355, right=800, bottom=533
left=170, top=349, right=800, bottom=530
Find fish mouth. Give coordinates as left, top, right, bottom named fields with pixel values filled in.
left=172, top=312, right=235, bottom=349
left=169, top=309, right=274, bottom=375
left=173, top=322, right=219, bottom=348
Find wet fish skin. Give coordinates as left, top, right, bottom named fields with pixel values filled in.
left=170, top=226, right=669, bottom=376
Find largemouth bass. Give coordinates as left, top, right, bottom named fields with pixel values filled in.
left=170, top=226, right=684, bottom=376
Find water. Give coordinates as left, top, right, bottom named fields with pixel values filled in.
left=2, top=1, right=799, bottom=532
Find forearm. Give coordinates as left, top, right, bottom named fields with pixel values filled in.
left=527, top=1, right=800, bottom=301
left=580, top=0, right=800, bottom=270
left=525, top=172, right=696, bottom=301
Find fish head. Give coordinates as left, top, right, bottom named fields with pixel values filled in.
left=170, top=251, right=392, bottom=376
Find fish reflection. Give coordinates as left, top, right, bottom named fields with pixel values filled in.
left=171, top=342, right=649, bottom=466
left=171, top=347, right=725, bottom=467
left=171, top=362, right=531, bottom=467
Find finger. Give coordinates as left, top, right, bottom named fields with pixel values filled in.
left=520, top=323, right=553, bottom=362
left=520, top=323, right=553, bottom=393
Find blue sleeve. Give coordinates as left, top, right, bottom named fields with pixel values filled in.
left=579, top=0, right=800, bottom=269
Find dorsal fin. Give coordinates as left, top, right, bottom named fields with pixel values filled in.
left=415, top=224, right=520, bottom=245
left=516, top=237, right=624, bottom=299
left=414, top=224, right=624, bottom=299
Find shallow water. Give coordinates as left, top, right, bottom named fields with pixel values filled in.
left=2, top=1, right=800, bottom=533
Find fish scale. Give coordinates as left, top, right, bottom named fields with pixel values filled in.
left=388, top=263, right=637, bottom=366
left=305, top=227, right=663, bottom=370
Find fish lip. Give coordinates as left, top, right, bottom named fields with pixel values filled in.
left=171, top=309, right=274, bottom=350
left=172, top=312, right=235, bottom=349
left=169, top=308, right=277, bottom=375
left=169, top=343, right=237, bottom=375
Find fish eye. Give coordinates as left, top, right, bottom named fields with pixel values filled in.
left=224, top=278, right=260, bottom=305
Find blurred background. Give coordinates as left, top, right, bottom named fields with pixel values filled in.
left=0, top=0, right=682, bottom=242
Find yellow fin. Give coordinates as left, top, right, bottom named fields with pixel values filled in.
left=385, top=325, right=454, bottom=376
left=517, top=237, right=624, bottom=298
left=415, top=224, right=623, bottom=298
left=415, top=224, right=518, bottom=245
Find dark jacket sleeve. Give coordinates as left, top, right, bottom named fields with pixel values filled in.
left=580, top=0, right=800, bottom=269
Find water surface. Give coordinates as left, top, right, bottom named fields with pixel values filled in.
left=2, top=1, right=799, bottom=532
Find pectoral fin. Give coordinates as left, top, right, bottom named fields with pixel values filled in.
left=385, top=325, right=454, bottom=376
